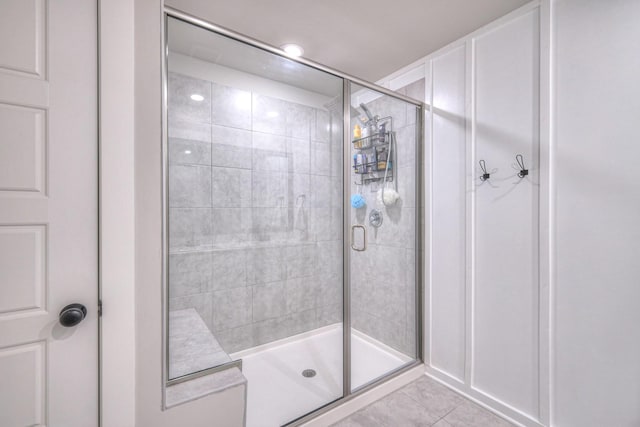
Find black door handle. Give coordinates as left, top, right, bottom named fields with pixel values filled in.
left=59, top=303, right=87, bottom=327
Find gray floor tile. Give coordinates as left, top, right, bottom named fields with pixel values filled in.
left=432, top=419, right=453, bottom=427
left=341, top=391, right=440, bottom=427
left=443, top=401, right=514, bottom=427
left=331, top=409, right=384, bottom=427
left=331, top=376, right=517, bottom=427
left=398, top=376, right=467, bottom=418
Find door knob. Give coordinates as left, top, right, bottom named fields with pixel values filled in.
left=59, top=303, right=87, bottom=327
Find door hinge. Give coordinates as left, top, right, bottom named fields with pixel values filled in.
left=98, top=299, right=103, bottom=317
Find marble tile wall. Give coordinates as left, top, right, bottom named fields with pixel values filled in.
left=168, top=72, right=343, bottom=357
left=350, top=79, right=424, bottom=356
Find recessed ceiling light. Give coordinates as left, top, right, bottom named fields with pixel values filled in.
left=281, top=44, right=304, bottom=58
left=190, top=94, right=204, bottom=102
left=184, top=150, right=192, bottom=154
left=267, top=111, right=279, bottom=118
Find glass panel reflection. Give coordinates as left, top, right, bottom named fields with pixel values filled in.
left=166, top=16, right=344, bottom=426
left=349, top=83, right=419, bottom=391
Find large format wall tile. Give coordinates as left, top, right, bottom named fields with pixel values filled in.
left=168, top=74, right=211, bottom=124
left=395, top=125, right=416, bottom=169
left=211, top=125, right=252, bottom=169
left=310, top=141, right=331, bottom=176
left=169, top=118, right=211, bottom=142
left=211, top=208, right=252, bottom=242
left=246, top=246, right=285, bottom=284
left=169, top=138, right=211, bottom=166
left=317, top=273, right=342, bottom=307
left=285, top=277, right=318, bottom=314
left=169, top=208, right=213, bottom=248
left=252, top=281, right=287, bottom=322
left=211, top=83, right=251, bottom=130
left=169, top=165, right=212, bottom=208
left=285, top=244, right=318, bottom=279
left=287, top=138, right=310, bottom=174
left=313, top=109, right=331, bottom=143
left=169, top=251, right=212, bottom=297
left=212, top=287, right=252, bottom=331
left=309, top=208, right=331, bottom=241
left=252, top=94, right=287, bottom=135
left=309, top=174, right=331, bottom=208
left=168, top=72, right=343, bottom=356
left=317, top=303, right=342, bottom=327
left=216, top=324, right=254, bottom=354
left=285, top=103, right=313, bottom=140
left=211, top=249, right=247, bottom=290
left=251, top=171, right=288, bottom=208
left=253, top=132, right=287, bottom=155
left=251, top=207, right=288, bottom=234
left=349, top=92, right=418, bottom=357
left=211, top=167, right=251, bottom=208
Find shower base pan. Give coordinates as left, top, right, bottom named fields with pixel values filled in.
left=231, top=323, right=412, bottom=427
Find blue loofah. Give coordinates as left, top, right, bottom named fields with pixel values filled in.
left=351, top=194, right=366, bottom=208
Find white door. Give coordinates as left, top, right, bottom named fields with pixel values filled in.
left=0, top=0, right=98, bottom=426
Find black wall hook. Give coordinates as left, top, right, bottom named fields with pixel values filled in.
left=516, top=154, right=528, bottom=178
left=479, top=160, right=490, bottom=181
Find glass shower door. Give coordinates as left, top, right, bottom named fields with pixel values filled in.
left=164, top=12, right=423, bottom=426
left=348, top=83, right=420, bottom=391
left=165, top=16, right=345, bottom=426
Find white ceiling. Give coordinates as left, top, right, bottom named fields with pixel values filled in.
left=184, top=0, right=530, bottom=82
left=169, top=17, right=344, bottom=96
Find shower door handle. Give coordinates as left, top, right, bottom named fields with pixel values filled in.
left=351, top=224, right=366, bottom=252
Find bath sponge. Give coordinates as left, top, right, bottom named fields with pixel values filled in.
left=351, top=194, right=366, bottom=209
left=377, top=188, right=400, bottom=206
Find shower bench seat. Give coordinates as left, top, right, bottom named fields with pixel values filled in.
left=166, top=308, right=246, bottom=408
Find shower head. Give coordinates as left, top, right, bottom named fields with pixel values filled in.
left=348, top=106, right=367, bottom=125
left=326, top=98, right=370, bottom=125
left=323, top=96, right=342, bottom=115
left=359, top=103, right=375, bottom=122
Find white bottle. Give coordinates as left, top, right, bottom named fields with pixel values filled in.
left=361, top=125, right=369, bottom=147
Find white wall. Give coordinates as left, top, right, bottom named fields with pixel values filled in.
left=117, top=0, right=640, bottom=425
left=473, top=9, right=540, bottom=419
left=429, top=43, right=466, bottom=384
left=552, top=0, right=640, bottom=425
left=99, top=0, right=136, bottom=425
left=386, top=4, right=544, bottom=426
left=381, top=0, right=640, bottom=426
left=134, top=0, right=246, bottom=426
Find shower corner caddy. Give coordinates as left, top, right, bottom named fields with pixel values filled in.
left=352, top=130, right=394, bottom=184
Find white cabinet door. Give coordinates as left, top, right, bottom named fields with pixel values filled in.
left=0, top=0, right=98, bottom=426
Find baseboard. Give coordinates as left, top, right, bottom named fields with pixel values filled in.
left=424, top=367, right=544, bottom=427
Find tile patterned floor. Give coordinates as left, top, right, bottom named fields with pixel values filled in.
left=331, top=375, right=515, bottom=427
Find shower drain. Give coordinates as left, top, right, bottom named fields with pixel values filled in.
left=302, top=369, right=317, bottom=378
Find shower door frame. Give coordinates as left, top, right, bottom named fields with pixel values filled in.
left=161, top=6, right=424, bottom=425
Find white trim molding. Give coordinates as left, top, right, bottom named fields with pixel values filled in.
left=98, top=0, right=136, bottom=425
left=380, top=2, right=549, bottom=427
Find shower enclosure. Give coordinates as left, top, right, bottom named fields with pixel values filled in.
left=163, top=10, right=423, bottom=426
